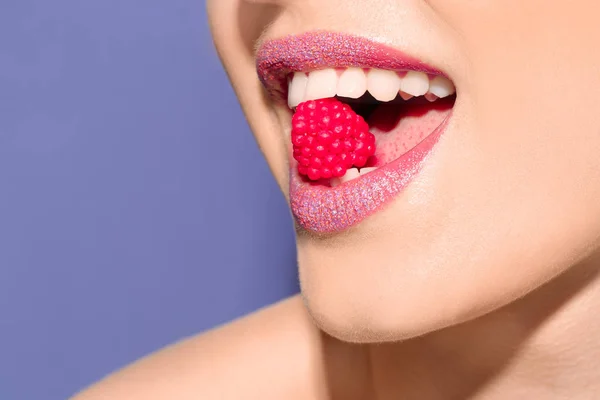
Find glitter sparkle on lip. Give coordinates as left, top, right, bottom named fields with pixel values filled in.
left=256, top=31, right=452, bottom=234
left=290, top=116, right=449, bottom=233
left=256, top=31, right=446, bottom=104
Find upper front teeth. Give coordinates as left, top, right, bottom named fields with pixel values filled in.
left=367, top=69, right=401, bottom=102
left=337, top=68, right=367, bottom=99
left=288, top=68, right=455, bottom=108
left=304, top=69, right=338, bottom=101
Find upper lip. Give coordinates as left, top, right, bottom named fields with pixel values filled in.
left=255, top=30, right=448, bottom=104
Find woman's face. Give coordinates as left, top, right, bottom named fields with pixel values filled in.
left=208, top=0, right=600, bottom=342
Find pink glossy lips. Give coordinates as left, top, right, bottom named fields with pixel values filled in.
left=256, top=31, right=453, bottom=234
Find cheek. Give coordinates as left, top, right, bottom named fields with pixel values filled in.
left=208, top=0, right=291, bottom=192
left=458, top=1, right=600, bottom=275
left=429, top=0, right=600, bottom=98
left=297, top=1, right=600, bottom=341
left=251, top=105, right=292, bottom=193
left=438, top=0, right=600, bottom=228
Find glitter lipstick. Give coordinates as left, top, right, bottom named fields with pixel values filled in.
left=256, top=31, right=445, bottom=104
left=256, top=31, right=453, bottom=234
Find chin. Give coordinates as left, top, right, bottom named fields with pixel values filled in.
left=293, top=164, right=600, bottom=344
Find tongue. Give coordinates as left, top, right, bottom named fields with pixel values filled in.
left=367, top=99, right=453, bottom=166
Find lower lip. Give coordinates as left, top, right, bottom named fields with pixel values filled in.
left=289, top=115, right=451, bottom=234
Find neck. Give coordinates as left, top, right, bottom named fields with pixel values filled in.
left=368, top=254, right=600, bottom=399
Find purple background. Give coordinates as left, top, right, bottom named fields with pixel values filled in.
left=0, top=1, right=298, bottom=399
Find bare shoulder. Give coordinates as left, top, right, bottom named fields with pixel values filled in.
left=71, top=295, right=370, bottom=400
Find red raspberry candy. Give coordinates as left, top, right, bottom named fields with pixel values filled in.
left=291, top=98, right=376, bottom=181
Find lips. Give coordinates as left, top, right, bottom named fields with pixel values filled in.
left=256, top=31, right=455, bottom=234
left=257, top=31, right=447, bottom=104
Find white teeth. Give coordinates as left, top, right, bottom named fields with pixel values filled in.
left=428, top=75, right=455, bottom=98
left=400, top=71, right=430, bottom=97
left=337, top=68, right=368, bottom=99
left=340, top=168, right=360, bottom=183
left=359, top=167, right=377, bottom=176
left=331, top=167, right=379, bottom=187
left=287, top=67, right=455, bottom=107
left=304, top=69, right=338, bottom=101
left=367, top=69, right=401, bottom=102
left=288, top=72, right=308, bottom=108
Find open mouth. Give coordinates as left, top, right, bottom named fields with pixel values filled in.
left=287, top=68, right=456, bottom=187
left=256, top=31, right=456, bottom=234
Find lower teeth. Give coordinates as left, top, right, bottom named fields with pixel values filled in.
left=331, top=166, right=378, bottom=187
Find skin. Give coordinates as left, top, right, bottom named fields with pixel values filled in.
left=74, top=0, right=600, bottom=398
